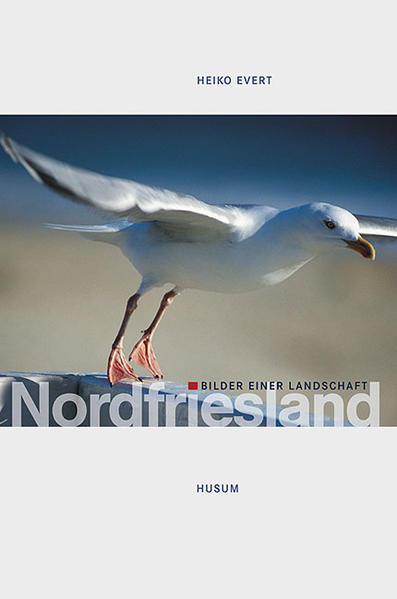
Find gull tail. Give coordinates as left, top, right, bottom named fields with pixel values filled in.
left=44, top=219, right=134, bottom=244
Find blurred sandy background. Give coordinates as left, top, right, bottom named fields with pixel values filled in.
left=0, top=224, right=396, bottom=424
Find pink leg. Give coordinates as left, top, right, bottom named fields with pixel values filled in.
left=107, top=293, right=141, bottom=386
left=129, top=288, right=179, bottom=378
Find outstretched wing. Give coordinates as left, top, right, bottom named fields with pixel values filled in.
left=356, top=214, right=397, bottom=238
left=1, top=135, right=277, bottom=241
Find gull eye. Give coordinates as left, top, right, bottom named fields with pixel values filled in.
left=324, top=220, right=336, bottom=230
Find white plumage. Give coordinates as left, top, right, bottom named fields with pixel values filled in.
left=2, top=135, right=396, bottom=384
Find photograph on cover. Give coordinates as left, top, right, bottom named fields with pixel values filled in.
left=0, top=115, right=396, bottom=426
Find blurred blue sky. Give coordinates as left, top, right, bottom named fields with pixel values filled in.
left=0, top=115, right=396, bottom=225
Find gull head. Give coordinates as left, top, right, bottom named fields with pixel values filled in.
left=293, top=202, right=375, bottom=260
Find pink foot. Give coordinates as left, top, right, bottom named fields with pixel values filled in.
left=107, top=345, right=141, bottom=386
left=129, top=333, right=163, bottom=379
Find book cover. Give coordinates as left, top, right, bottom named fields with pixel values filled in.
left=0, top=2, right=395, bottom=598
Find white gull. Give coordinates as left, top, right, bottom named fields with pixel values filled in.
left=2, top=135, right=396, bottom=385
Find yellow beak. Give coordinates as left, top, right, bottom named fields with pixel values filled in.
left=343, top=235, right=375, bottom=260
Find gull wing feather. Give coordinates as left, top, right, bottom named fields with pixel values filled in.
left=1, top=135, right=278, bottom=242
left=356, top=214, right=397, bottom=238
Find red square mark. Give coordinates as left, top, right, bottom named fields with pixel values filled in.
left=188, top=381, right=198, bottom=390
